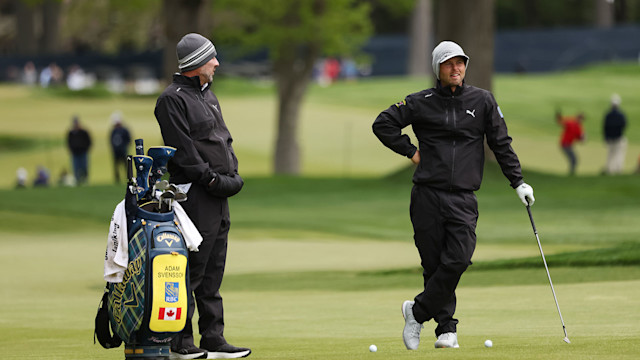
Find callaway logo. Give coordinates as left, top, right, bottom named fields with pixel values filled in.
left=466, top=109, right=476, bottom=118
left=157, top=232, right=181, bottom=247
left=424, top=93, right=433, bottom=98
left=123, top=284, right=139, bottom=308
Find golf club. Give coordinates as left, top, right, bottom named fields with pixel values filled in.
left=135, top=138, right=144, bottom=156
left=126, top=155, right=137, bottom=195
left=152, top=179, right=170, bottom=197
left=159, top=189, right=175, bottom=213
left=526, top=205, right=571, bottom=344
left=166, top=184, right=187, bottom=202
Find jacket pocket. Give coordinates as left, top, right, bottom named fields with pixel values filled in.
left=190, top=120, right=213, bottom=140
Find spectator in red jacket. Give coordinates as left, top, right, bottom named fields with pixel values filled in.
left=556, top=111, right=585, bottom=176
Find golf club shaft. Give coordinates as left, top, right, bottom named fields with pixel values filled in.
left=126, top=155, right=136, bottom=194
left=526, top=205, right=570, bottom=341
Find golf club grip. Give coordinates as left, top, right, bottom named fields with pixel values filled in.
left=127, top=155, right=133, bottom=181
left=526, top=205, right=538, bottom=234
left=135, top=138, right=144, bottom=155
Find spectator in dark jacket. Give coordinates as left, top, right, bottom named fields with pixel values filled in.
left=603, top=94, right=627, bottom=174
left=67, top=115, right=91, bottom=185
left=109, top=111, right=131, bottom=183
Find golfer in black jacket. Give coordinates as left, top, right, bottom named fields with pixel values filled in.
left=155, top=33, right=250, bottom=360
left=373, top=41, right=535, bottom=350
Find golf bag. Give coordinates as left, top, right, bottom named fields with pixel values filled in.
left=108, top=206, right=189, bottom=358
left=96, top=140, right=189, bottom=359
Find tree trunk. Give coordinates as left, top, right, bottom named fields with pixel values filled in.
left=594, top=0, right=614, bottom=28
left=15, top=0, right=37, bottom=55
left=40, top=0, right=62, bottom=54
left=161, top=0, right=211, bottom=82
left=272, top=46, right=319, bottom=175
left=408, top=0, right=433, bottom=76
left=436, top=0, right=496, bottom=160
left=436, top=0, right=495, bottom=92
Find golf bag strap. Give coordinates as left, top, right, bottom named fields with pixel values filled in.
left=94, top=286, right=122, bottom=349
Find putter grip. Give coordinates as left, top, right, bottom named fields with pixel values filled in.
left=135, top=138, right=144, bottom=155
left=526, top=206, right=538, bottom=234
left=127, top=155, right=133, bottom=182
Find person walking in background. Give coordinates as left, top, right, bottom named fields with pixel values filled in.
left=155, top=33, right=250, bottom=360
left=109, top=111, right=132, bottom=183
left=66, top=115, right=92, bottom=185
left=556, top=110, right=585, bottom=176
left=15, top=167, right=27, bottom=188
left=372, top=41, right=534, bottom=351
left=602, top=94, right=627, bottom=175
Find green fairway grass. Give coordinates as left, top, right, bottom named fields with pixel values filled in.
left=1, top=165, right=640, bottom=359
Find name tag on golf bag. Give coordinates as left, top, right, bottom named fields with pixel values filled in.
left=108, top=207, right=189, bottom=345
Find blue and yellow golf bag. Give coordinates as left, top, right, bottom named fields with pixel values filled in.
left=107, top=205, right=189, bottom=359
left=96, top=140, right=188, bottom=359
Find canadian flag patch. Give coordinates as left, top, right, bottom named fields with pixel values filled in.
left=158, top=307, right=182, bottom=321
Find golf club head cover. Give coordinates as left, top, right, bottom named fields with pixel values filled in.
left=133, top=155, right=153, bottom=201
left=207, top=172, right=244, bottom=198
left=147, top=146, right=177, bottom=185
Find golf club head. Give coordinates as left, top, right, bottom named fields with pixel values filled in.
left=165, top=184, right=187, bottom=201
left=563, top=337, right=571, bottom=344
left=175, top=192, right=187, bottom=202
left=154, top=179, right=170, bottom=191
left=147, top=146, right=177, bottom=184
left=160, top=189, right=176, bottom=200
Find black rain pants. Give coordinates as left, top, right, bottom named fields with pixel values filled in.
left=173, top=183, right=230, bottom=350
left=409, top=185, right=478, bottom=337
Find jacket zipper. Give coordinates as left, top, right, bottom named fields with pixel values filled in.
left=450, top=97, right=456, bottom=190
left=198, top=91, right=233, bottom=174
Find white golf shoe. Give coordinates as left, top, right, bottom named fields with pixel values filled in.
left=401, top=300, right=423, bottom=350
left=434, top=332, right=459, bottom=348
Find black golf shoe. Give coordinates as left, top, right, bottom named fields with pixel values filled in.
left=205, top=343, right=251, bottom=359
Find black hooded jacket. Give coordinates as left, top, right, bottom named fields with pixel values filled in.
left=373, top=82, right=523, bottom=191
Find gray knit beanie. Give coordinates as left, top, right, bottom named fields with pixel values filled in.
left=176, top=33, right=217, bottom=73
left=432, top=41, right=469, bottom=80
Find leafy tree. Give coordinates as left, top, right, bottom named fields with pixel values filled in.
left=59, top=0, right=161, bottom=54
left=212, top=0, right=373, bottom=175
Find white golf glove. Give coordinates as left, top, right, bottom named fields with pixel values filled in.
left=515, top=183, right=535, bottom=206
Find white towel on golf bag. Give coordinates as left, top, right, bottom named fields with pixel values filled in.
left=104, top=200, right=203, bottom=283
